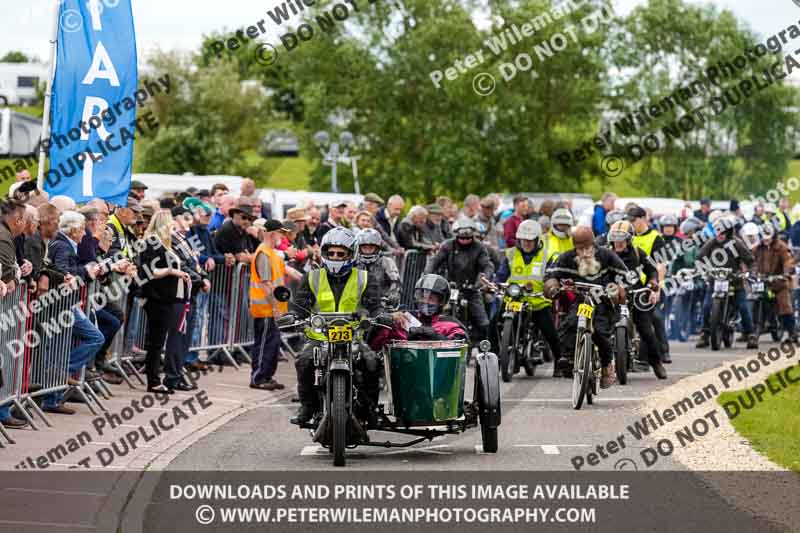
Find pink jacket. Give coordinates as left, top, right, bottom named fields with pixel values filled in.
left=369, top=315, right=466, bottom=352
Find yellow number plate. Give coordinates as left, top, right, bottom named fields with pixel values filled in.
left=508, top=301, right=523, bottom=312
left=577, top=303, right=594, bottom=319
left=327, top=325, right=353, bottom=343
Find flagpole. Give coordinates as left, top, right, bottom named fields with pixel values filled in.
left=36, top=1, right=60, bottom=190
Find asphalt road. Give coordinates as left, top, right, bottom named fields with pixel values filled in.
left=167, top=339, right=763, bottom=472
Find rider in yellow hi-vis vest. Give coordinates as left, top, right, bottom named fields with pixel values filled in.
left=546, top=208, right=575, bottom=263
left=494, top=220, right=563, bottom=374
left=627, top=205, right=672, bottom=364
left=249, top=219, right=302, bottom=391
left=288, top=227, right=383, bottom=426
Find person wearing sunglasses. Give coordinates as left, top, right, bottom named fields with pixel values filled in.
left=288, top=227, right=384, bottom=426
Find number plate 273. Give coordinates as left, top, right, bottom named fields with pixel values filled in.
left=327, top=326, right=353, bottom=343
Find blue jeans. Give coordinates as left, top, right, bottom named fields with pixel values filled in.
left=702, top=287, right=753, bottom=335
left=43, top=308, right=105, bottom=408
left=0, top=405, right=11, bottom=420
left=95, top=308, right=122, bottom=367
left=186, top=291, right=209, bottom=363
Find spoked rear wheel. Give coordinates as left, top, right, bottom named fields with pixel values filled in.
left=571, top=333, right=593, bottom=410
left=614, top=327, right=628, bottom=385
left=499, top=318, right=515, bottom=383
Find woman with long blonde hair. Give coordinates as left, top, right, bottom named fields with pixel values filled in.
left=138, top=209, right=192, bottom=394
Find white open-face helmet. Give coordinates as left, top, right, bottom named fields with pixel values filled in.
left=739, top=222, right=760, bottom=248
left=515, top=219, right=542, bottom=242
left=550, top=208, right=574, bottom=238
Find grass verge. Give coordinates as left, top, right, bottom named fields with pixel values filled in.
left=716, top=370, right=800, bottom=472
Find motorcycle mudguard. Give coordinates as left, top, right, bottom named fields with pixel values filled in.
left=475, top=351, right=502, bottom=428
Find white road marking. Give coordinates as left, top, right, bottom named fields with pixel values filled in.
left=382, top=445, right=451, bottom=456
left=300, top=446, right=326, bottom=456
left=541, top=445, right=561, bottom=455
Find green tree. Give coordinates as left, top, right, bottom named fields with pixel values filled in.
left=0, top=51, right=29, bottom=63
left=605, top=0, right=797, bottom=199
left=137, top=50, right=272, bottom=178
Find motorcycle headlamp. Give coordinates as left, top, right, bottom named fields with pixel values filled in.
left=506, top=283, right=522, bottom=298
left=310, top=315, right=326, bottom=330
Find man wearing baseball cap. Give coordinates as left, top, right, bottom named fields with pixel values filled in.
left=249, top=219, right=303, bottom=390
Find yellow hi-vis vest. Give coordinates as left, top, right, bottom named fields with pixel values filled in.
left=505, top=247, right=551, bottom=311
left=632, top=229, right=659, bottom=284
left=249, top=244, right=287, bottom=318
left=306, top=268, right=368, bottom=341
left=546, top=231, right=573, bottom=263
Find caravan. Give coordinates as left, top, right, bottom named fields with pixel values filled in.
left=0, top=62, right=47, bottom=106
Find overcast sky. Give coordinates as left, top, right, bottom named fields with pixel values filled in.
left=1, top=0, right=797, bottom=63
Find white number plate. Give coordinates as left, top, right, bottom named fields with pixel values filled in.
left=450, top=289, right=459, bottom=302
left=752, top=281, right=765, bottom=292
left=684, top=281, right=694, bottom=291
left=620, top=305, right=630, bottom=318
left=714, top=280, right=730, bottom=292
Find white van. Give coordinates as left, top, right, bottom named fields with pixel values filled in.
left=0, top=63, right=47, bottom=106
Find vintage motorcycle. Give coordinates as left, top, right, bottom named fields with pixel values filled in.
left=482, top=279, right=550, bottom=382
left=706, top=267, right=748, bottom=351
left=611, top=287, right=652, bottom=385
left=748, top=273, right=786, bottom=342
left=275, top=287, right=501, bottom=467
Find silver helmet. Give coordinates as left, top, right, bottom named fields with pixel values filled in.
left=356, top=228, right=383, bottom=265
left=320, top=226, right=356, bottom=276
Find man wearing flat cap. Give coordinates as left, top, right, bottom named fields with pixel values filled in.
left=424, top=203, right=450, bottom=245
left=130, top=180, right=148, bottom=201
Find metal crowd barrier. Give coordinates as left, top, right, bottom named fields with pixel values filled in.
left=20, top=281, right=81, bottom=429
left=0, top=283, right=30, bottom=443
left=74, top=280, right=111, bottom=412
left=399, top=250, right=429, bottom=310
left=104, top=275, right=142, bottom=388
left=228, top=263, right=254, bottom=364
left=190, top=264, right=242, bottom=368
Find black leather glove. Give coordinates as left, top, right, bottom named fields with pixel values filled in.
left=408, top=326, right=440, bottom=340
left=376, top=313, right=394, bottom=327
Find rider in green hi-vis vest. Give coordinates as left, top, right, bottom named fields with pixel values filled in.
left=494, top=220, right=563, bottom=376
left=287, top=227, right=383, bottom=426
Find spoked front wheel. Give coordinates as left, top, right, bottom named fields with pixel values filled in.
left=331, top=373, right=348, bottom=467
left=571, top=333, right=593, bottom=410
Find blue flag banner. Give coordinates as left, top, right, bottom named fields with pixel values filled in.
left=45, top=0, right=138, bottom=206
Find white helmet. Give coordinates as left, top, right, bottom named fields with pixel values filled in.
left=740, top=222, right=761, bottom=248
left=516, top=219, right=542, bottom=241
left=708, top=210, right=723, bottom=224
left=550, top=208, right=573, bottom=238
